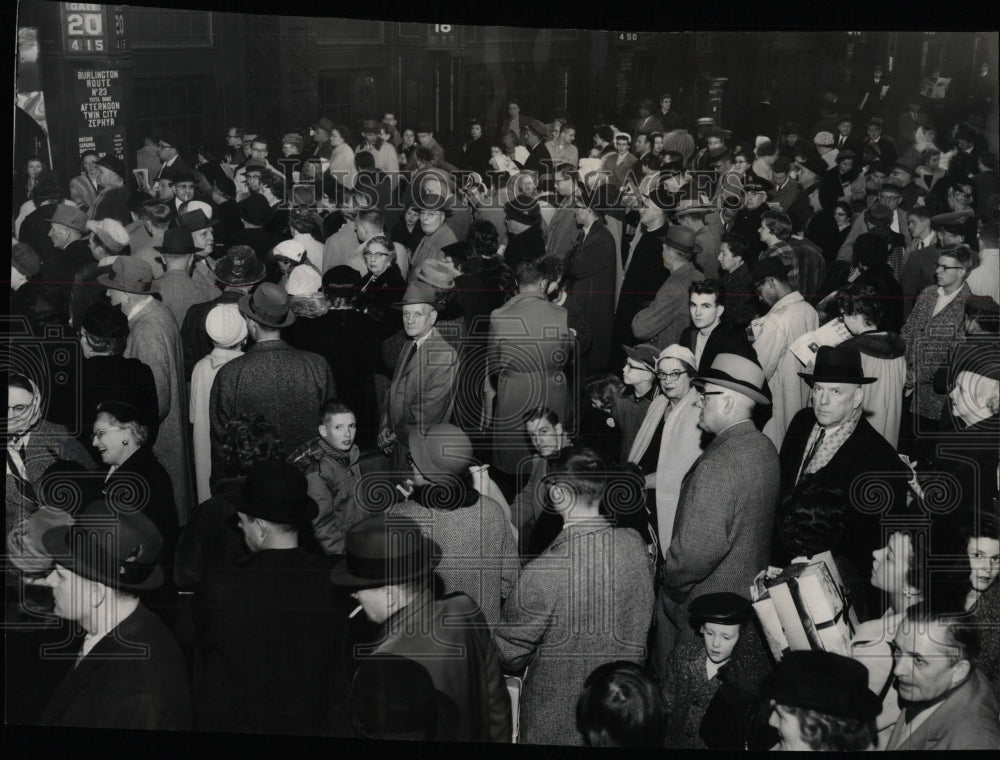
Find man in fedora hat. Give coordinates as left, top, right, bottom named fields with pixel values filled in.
left=864, top=116, right=898, bottom=167
left=180, top=244, right=265, bottom=376
left=40, top=203, right=94, bottom=298
left=211, top=282, right=335, bottom=470
left=407, top=193, right=458, bottom=283
left=231, top=192, right=277, bottom=263
left=632, top=225, right=706, bottom=352
left=839, top=196, right=911, bottom=264
left=89, top=153, right=132, bottom=226
left=100, top=256, right=194, bottom=525
left=153, top=228, right=219, bottom=327
left=767, top=650, right=882, bottom=751
left=377, top=281, right=457, bottom=472
left=655, top=353, right=779, bottom=662
left=37, top=500, right=192, bottom=729
left=192, top=460, right=336, bottom=735
left=153, top=131, right=193, bottom=186
left=776, top=344, right=910, bottom=582
left=332, top=513, right=511, bottom=742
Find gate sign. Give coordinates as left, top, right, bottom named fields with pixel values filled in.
left=74, top=65, right=127, bottom=161
left=62, top=3, right=106, bottom=53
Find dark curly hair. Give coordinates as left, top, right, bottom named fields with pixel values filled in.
left=221, top=414, right=285, bottom=475
left=838, top=284, right=886, bottom=331
left=468, top=220, right=500, bottom=258
left=783, top=705, right=877, bottom=751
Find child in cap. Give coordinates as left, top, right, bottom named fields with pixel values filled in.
left=189, top=303, right=247, bottom=502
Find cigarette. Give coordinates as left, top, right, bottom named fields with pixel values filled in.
left=349, top=604, right=363, bottom=619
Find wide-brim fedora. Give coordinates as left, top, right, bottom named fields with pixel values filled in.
left=177, top=207, right=219, bottom=232
left=154, top=227, right=200, bottom=256
left=97, top=256, right=161, bottom=295
left=40, top=500, right=165, bottom=592
left=657, top=225, right=703, bottom=257
left=214, top=249, right=266, bottom=286
left=693, top=352, right=771, bottom=406
left=330, top=514, right=441, bottom=589
left=407, top=424, right=474, bottom=483
left=392, top=281, right=443, bottom=311
left=766, top=650, right=882, bottom=721
left=227, top=459, right=318, bottom=523
left=238, top=282, right=296, bottom=328
left=798, top=344, right=877, bottom=385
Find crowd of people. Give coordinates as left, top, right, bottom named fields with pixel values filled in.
left=5, top=59, right=1000, bottom=748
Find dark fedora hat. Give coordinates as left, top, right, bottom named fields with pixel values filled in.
left=349, top=655, right=459, bottom=741
left=154, top=227, right=200, bottom=256
left=41, top=499, right=164, bottom=592
left=228, top=459, right=317, bottom=524
left=767, top=650, right=882, bottom=721
left=359, top=119, right=381, bottom=132
left=81, top=299, right=129, bottom=340
left=239, top=193, right=273, bottom=226
left=312, top=116, right=335, bottom=134
left=657, top=225, right=703, bottom=257
left=392, top=281, right=443, bottom=311
left=693, top=352, right=771, bottom=406
left=238, top=282, right=296, bottom=328
left=177, top=208, right=219, bottom=232
left=864, top=202, right=893, bottom=226
left=504, top=194, right=542, bottom=225
left=688, top=592, right=754, bottom=629
left=214, top=245, right=266, bottom=286
left=96, top=153, right=127, bottom=180
left=866, top=116, right=885, bottom=129
left=98, top=256, right=160, bottom=295
left=836, top=149, right=859, bottom=163
left=798, top=345, right=877, bottom=385
left=330, top=514, right=441, bottom=589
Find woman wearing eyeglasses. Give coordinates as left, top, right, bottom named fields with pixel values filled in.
left=356, top=234, right=405, bottom=341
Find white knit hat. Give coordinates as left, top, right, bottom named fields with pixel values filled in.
left=274, top=239, right=306, bottom=263
left=205, top=303, right=247, bottom=347
left=286, top=265, right=322, bottom=296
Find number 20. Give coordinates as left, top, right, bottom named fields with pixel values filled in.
left=67, top=13, right=102, bottom=36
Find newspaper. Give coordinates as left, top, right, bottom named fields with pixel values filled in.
left=788, top=318, right=853, bottom=367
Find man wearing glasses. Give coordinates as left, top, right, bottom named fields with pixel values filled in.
left=652, top=352, right=779, bottom=667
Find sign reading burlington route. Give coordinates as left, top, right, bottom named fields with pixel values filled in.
left=74, top=66, right=126, bottom=160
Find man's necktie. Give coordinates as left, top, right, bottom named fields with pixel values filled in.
left=7, top=447, right=38, bottom=506
left=798, top=427, right=826, bottom=479
left=398, top=341, right=418, bottom=376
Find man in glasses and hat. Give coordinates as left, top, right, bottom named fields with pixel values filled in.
left=153, top=227, right=219, bottom=328
left=211, top=282, right=336, bottom=470
left=776, top=345, right=910, bottom=583
left=376, top=281, right=457, bottom=472
left=100, top=256, right=194, bottom=525
left=192, top=460, right=336, bottom=734
left=655, top=353, right=779, bottom=664
left=36, top=501, right=192, bottom=729
left=632, top=225, right=706, bottom=352
left=333, top=513, right=511, bottom=742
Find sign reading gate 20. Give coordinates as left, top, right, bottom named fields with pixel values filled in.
left=62, top=3, right=106, bottom=52
left=74, top=67, right=127, bottom=161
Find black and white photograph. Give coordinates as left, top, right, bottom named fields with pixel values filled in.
left=5, top=2, right=1000, bottom=752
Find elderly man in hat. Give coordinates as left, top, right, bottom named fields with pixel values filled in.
left=89, top=154, right=132, bottom=226
left=655, top=353, right=779, bottom=664
left=231, top=192, right=276, bottom=263
left=376, top=281, right=458, bottom=472
left=40, top=204, right=93, bottom=298
left=153, top=131, right=193, bottom=184
left=211, top=282, right=336, bottom=472
left=566, top=183, right=618, bottom=370
left=407, top=193, right=458, bottom=283
left=776, top=345, right=909, bottom=579
left=180, top=245, right=265, bottom=376
left=885, top=604, right=1000, bottom=750
left=333, top=513, right=512, bottom=742
left=170, top=169, right=198, bottom=214
left=99, top=256, right=194, bottom=524
left=153, top=228, right=219, bottom=327
left=193, top=460, right=336, bottom=735
left=767, top=650, right=882, bottom=751
left=520, top=118, right=553, bottom=176
left=494, top=445, right=654, bottom=745
left=489, top=256, right=572, bottom=478
left=632, top=225, right=706, bottom=352
left=502, top=193, right=546, bottom=270
left=36, top=501, right=192, bottom=729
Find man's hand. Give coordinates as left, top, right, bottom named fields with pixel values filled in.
left=377, top=426, right=397, bottom=454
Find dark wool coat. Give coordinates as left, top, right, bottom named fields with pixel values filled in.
left=180, top=290, right=241, bottom=378
left=720, top=262, right=759, bottom=331
left=39, top=604, right=192, bottom=730
left=778, top=409, right=911, bottom=578
left=494, top=521, right=654, bottom=746
left=566, top=218, right=617, bottom=371
left=613, top=229, right=671, bottom=356
left=193, top=548, right=337, bottom=735
left=503, top=224, right=546, bottom=272
left=210, top=340, right=335, bottom=476
left=631, top=261, right=705, bottom=352
left=173, top=476, right=249, bottom=590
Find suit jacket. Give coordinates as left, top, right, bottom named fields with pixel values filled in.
left=899, top=242, right=938, bottom=320
left=680, top=323, right=755, bottom=374
left=778, top=410, right=909, bottom=573
left=632, top=261, right=705, bottom=352
left=864, top=136, right=898, bottom=166
left=567, top=218, right=617, bottom=370
left=522, top=141, right=553, bottom=176
left=660, top=420, right=780, bottom=646
left=613, top=229, right=671, bottom=353
left=386, top=328, right=457, bottom=456
left=39, top=604, right=192, bottom=730
left=886, top=670, right=1000, bottom=750
left=210, top=340, right=336, bottom=474
left=769, top=178, right=802, bottom=212
left=194, top=548, right=336, bottom=734
left=488, top=292, right=571, bottom=472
